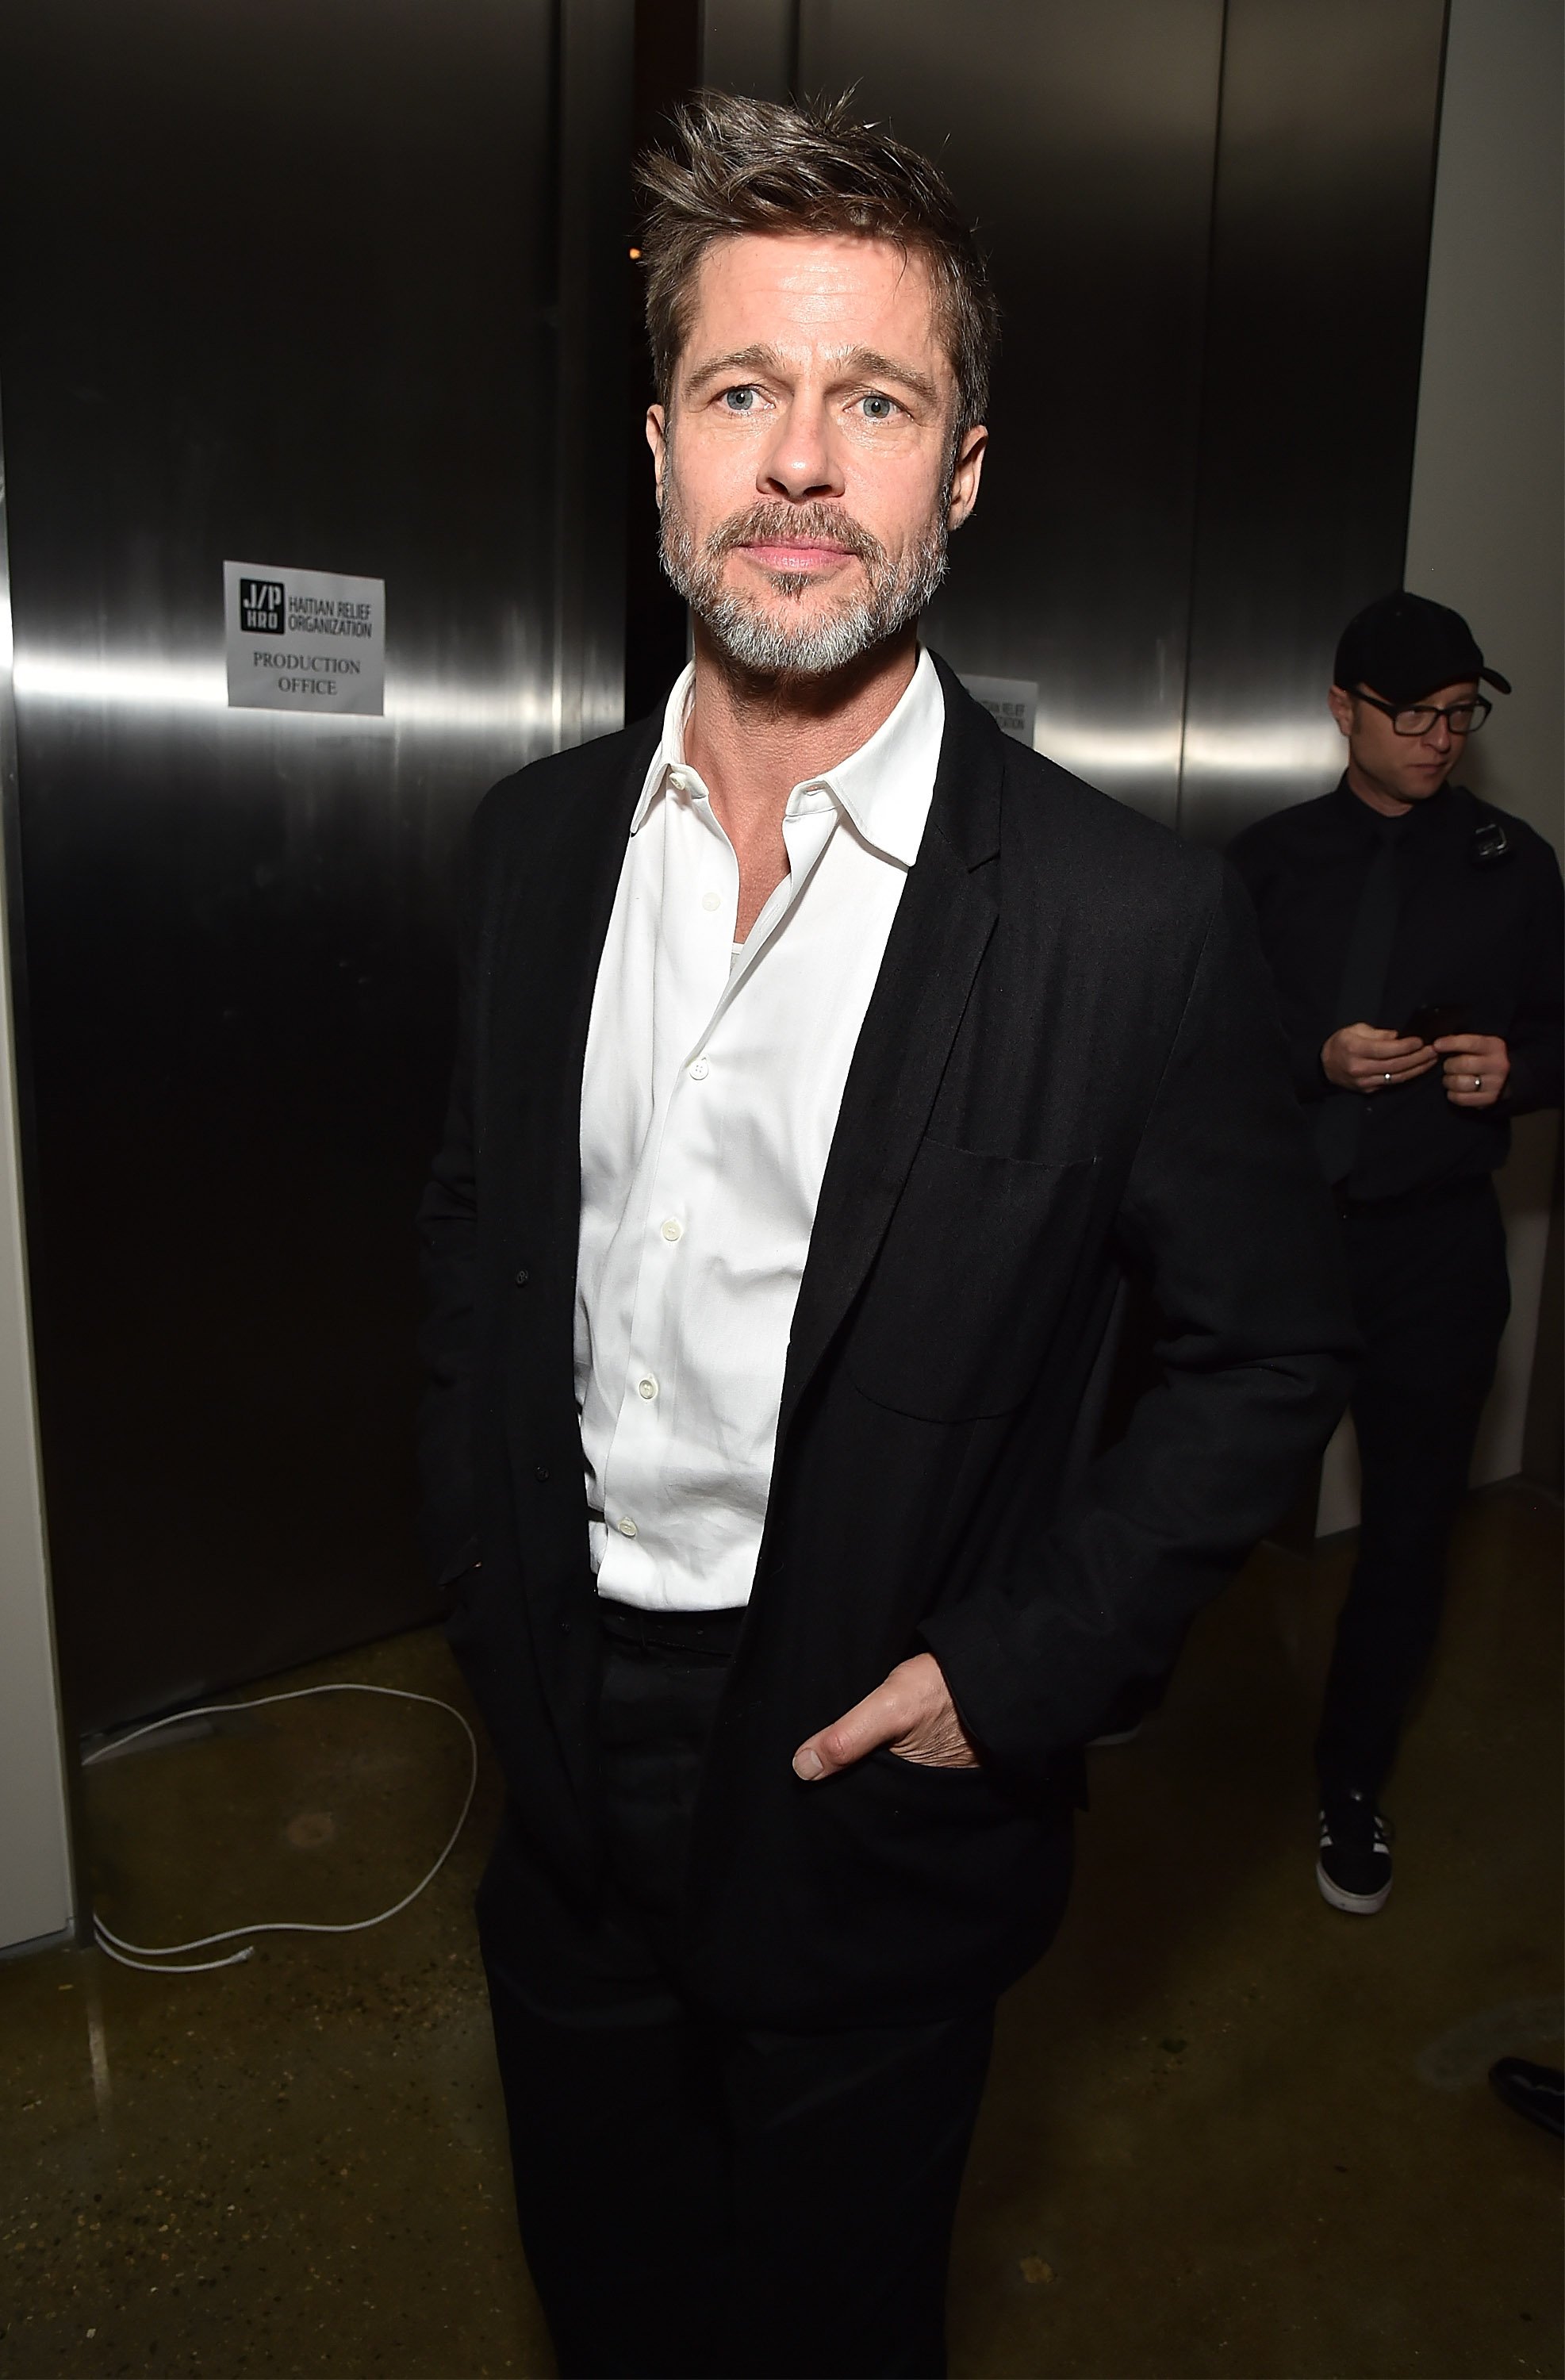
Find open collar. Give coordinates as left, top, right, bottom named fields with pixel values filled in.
left=631, top=647, right=946, bottom=869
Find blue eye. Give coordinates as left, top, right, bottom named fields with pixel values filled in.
left=722, top=386, right=757, bottom=413
left=861, top=394, right=896, bottom=421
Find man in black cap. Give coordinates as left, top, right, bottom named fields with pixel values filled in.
left=1229, top=592, right=1563, bottom=1915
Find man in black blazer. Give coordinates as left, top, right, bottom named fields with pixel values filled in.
left=419, top=92, right=1354, bottom=2380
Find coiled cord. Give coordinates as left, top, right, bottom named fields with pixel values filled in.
left=82, top=1682, right=478, bottom=1975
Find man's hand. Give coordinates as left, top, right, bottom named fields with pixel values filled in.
left=1434, top=1031, right=1509, bottom=1108
left=1321, top=1023, right=1438, bottom=1094
left=792, top=1653, right=980, bottom=1779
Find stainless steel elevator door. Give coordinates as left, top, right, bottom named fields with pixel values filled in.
left=1178, top=0, right=1448, bottom=843
left=0, top=1, right=566, bottom=1729
left=796, top=0, right=1227, bottom=826
left=791, top=0, right=1447, bottom=842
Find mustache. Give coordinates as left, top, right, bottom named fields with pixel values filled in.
left=703, top=501, right=888, bottom=572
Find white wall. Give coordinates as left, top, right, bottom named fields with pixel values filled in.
left=1403, top=0, right=1563, bottom=862
left=0, top=941, right=72, bottom=1949
left=0, top=424, right=74, bottom=1953
left=1318, top=0, right=1563, bottom=1534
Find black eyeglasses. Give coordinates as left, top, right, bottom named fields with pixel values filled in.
left=1354, top=688, right=1492, bottom=737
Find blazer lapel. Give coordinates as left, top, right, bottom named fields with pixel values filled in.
left=775, top=664, right=1003, bottom=1453
left=487, top=716, right=662, bottom=1638
left=489, top=717, right=661, bottom=1219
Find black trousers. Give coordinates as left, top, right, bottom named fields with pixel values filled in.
left=1316, top=1177, right=1511, bottom=1801
left=477, top=1601, right=996, bottom=2380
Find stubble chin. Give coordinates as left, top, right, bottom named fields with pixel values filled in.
left=658, top=488, right=949, bottom=679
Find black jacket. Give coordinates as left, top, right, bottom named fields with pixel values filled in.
left=1229, top=778, right=1564, bottom=1200
left=417, top=663, right=1356, bottom=2028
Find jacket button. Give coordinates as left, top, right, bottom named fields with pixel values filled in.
left=535, top=1464, right=550, bottom=1482
left=558, top=1617, right=572, bottom=1635
left=513, top=1267, right=530, bottom=1286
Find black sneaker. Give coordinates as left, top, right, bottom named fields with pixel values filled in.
left=1316, top=1792, right=1393, bottom=1914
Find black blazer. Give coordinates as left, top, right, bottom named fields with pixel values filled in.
left=418, top=662, right=1356, bottom=2027
left=1229, top=778, right=1565, bottom=1200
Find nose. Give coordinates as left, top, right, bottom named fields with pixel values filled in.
left=758, top=393, right=843, bottom=503
left=1424, top=714, right=1455, bottom=753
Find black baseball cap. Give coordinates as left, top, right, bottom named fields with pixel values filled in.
left=1333, top=591, right=1512, bottom=705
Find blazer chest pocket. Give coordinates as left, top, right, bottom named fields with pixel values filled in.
left=845, top=1142, right=1099, bottom=1422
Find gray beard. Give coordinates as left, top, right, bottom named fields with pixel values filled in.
left=658, top=488, right=950, bottom=678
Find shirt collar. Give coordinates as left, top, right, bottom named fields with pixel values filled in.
left=1331, top=770, right=1455, bottom=842
left=630, top=647, right=945, bottom=868
left=629, top=664, right=698, bottom=835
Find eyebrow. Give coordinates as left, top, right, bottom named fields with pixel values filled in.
left=683, top=342, right=942, bottom=409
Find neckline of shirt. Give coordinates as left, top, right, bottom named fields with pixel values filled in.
left=1334, top=772, right=1456, bottom=840
left=631, top=647, right=945, bottom=870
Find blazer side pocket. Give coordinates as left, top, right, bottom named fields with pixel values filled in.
left=845, top=1142, right=1099, bottom=1422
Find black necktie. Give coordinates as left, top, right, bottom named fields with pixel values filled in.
left=1314, top=820, right=1402, bottom=1186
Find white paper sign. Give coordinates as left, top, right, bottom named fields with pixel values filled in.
left=960, top=674, right=1038, bottom=747
left=224, top=559, right=385, bottom=716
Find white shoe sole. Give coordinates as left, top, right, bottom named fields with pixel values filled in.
left=1315, top=1857, right=1392, bottom=1915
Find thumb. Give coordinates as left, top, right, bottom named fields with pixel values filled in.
left=792, top=1685, right=899, bottom=1782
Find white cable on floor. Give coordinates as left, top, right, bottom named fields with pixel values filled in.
left=81, top=1682, right=479, bottom=1975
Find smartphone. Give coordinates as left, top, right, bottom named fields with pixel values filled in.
left=1401, top=1004, right=1471, bottom=1045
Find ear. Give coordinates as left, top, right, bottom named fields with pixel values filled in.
left=646, top=405, right=667, bottom=507
left=1327, top=683, right=1355, bottom=741
left=947, top=424, right=988, bottom=530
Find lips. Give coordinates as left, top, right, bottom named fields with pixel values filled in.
left=738, top=539, right=855, bottom=571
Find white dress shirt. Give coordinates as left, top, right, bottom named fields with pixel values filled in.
left=574, top=647, right=946, bottom=1610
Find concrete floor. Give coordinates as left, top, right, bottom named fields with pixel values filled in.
left=2, top=1483, right=1559, bottom=2379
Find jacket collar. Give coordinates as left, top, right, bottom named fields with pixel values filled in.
left=1329, top=771, right=1461, bottom=844
left=769, top=662, right=1007, bottom=1461
left=927, top=652, right=1003, bottom=869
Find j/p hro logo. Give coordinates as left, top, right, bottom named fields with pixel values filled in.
left=239, top=577, right=285, bottom=635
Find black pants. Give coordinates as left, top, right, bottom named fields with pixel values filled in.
left=1316, top=1178, right=1511, bottom=1802
left=477, top=1601, right=995, bottom=2380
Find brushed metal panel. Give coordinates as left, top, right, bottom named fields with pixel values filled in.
left=558, top=0, right=635, bottom=748
left=797, top=0, right=1227, bottom=823
left=1177, top=0, right=1448, bottom=845
left=625, top=0, right=704, bottom=724
left=704, top=0, right=798, bottom=99
left=0, top=0, right=613, bottom=1730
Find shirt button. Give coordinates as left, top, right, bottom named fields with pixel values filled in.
left=618, top=1515, right=639, bottom=1538
left=702, top=890, right=722, bottom=912
left=535, top=1464, right=550, bottom=1482
left=661, top=1218, right=683, bottom=1242
left=637, top=1376, right=658, bottom=1401
left=513, top=1267, right=530, bottom=1286
left=669, top=767, right=690, bottom=793
left=689, top=1058, right=710, bottom=1081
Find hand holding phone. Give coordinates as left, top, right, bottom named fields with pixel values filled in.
left=1400, top=1003, right=1471, bottom=1046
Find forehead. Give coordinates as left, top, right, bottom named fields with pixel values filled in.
left=683, top=231, right=946, bottom=374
